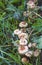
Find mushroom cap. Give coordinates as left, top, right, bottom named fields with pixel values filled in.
left=27, top=0, right=35, bottom=9
left=33, top=49, right=41, bottom=57
left=14, top=29, right=21, bottom=35
left=19, top=39, right=28, bottom=45
left=25, top=51, right=33, bottom=57
left=21, top=57, right=28, bottom=63
left=19, top=21, right=28, bottom=27
left=18, top=33, right=28, bottom=39
left=18, top=46, right=28, bottom=54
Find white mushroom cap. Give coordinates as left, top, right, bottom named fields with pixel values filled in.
left=21, top=57, right=28, bottom=63
left=19, top=21, right=28, bottom=27
left=33, top=49, right=41, bottom=57
left=19, top=39, right=28, bottom=45
left=25, top=51, right=33, bottom=57
left=18, top=33, right=28, bottom=39
left=18, top=46, right=28, bottom=54
left=27, top=1, right=35, bottom=9
left=14, top=29, right=22, bottom=35
left=28, top=43, right=32, bottom=48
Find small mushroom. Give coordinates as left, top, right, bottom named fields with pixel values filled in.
left=27, top=0, right=35, bottom=9
left=25, top=51, right=33, bottom=57
left=21, top=57, right=29, bottom=63
left=14, top=29, right=22, bottom=35
left=19, top=39, right=28, bottom=45
left=18, top=45, right=28, bottom=54
left=18, top=33, right=28, bottom=39
left=19, top=21, right=28, bottom=28
left=28, top=43, right=32, bottom=48
left=33, top=49, right=41, bottom=57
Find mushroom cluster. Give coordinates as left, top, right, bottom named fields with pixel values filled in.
left=27, top=0, right=36, bottom=9
left=23, top=0, right=36, bottom=17
left=13, top=21, right=41, bottom=63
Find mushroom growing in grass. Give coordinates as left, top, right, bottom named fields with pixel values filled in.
left=18, top=46, right=28, bottom=54
left=21, top=57, right=29, bottom=63
left=14, top=29, right=22, bottom=35
left=18, top=33, right=28, bottom=39
left=25, top=51, right=33, bottom=57
left=33, top=49, right=41, bottom=57
left=19, top=21, right=28, bottom=28
left=19, top=39, right=28, bottom=45
left=27, top=0, right=35, bottom=9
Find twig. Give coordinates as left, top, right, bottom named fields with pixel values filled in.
left=28, top=29, right=34, bottom=42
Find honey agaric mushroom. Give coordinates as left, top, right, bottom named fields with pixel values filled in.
left=21, top=57, right=29, bottom=63
left=33, top=49, right=41, bottom=57
left=25, top=51, right=33, bottom=57
left=18, top=45, right=28, bottom=54
left=27, top=0, right=35, bottom=9
left=18, top=33, right=28, bottom=39
left=19, top=21, right=28, bottom=28
left=19, top=39, right=28, bottom=45
left=14, top=29, right=22, bottom=35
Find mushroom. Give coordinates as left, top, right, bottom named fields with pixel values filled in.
left=33, top=49, right=41, bottom=57
left=19, top=21, right=28, bottom=28
left=18, top=33, right=28, bottom=39
left=25, top=51, right=33, bottom=57
left=14, top=29, right=22, bottom=35
left=27, top=0, right=35, bottom=9
left=19, top=39, right=28, bottom=45
left=21, top=28, right=26, bottom=33
left=21, top=57, right=29, bottom=63
left=18, top=46, right=28, bottom=54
